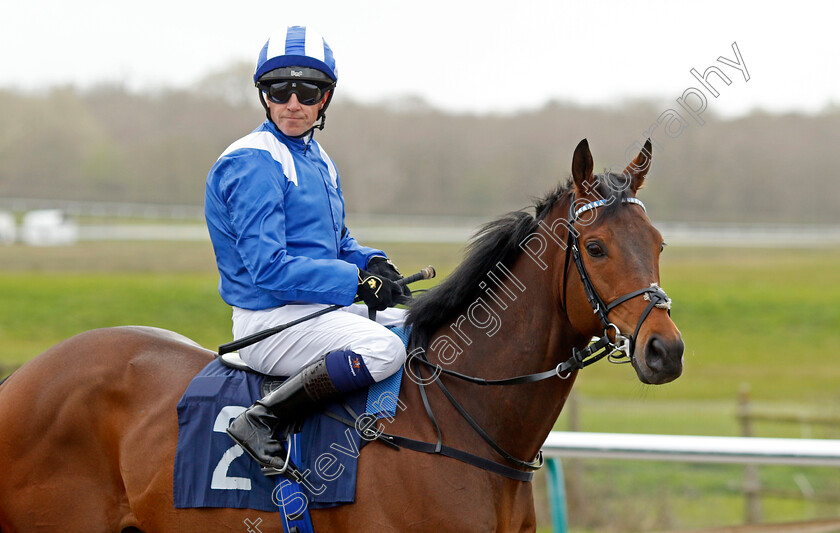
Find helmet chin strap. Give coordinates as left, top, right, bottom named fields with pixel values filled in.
left=257, top=89, right=328, bottom=138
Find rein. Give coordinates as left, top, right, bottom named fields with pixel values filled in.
left=382, top=193, right=673, bottom=482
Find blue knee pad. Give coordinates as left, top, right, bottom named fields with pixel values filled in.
left=324, top=350, right=375, bottom=394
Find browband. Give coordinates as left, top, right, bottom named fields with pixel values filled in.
left=573, top=197, right=646, bottom=219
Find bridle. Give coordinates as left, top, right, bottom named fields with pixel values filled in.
left=562, top=193, right=672, bottom=367
left=372, top=192, right=674, bottom=482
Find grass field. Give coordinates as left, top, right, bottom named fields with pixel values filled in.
left=3, top=239, right=840, bottom=531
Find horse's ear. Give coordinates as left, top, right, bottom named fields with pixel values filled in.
left=571, top=138, right=594, bottom=193
left=623, top=138, right=653, bottom=193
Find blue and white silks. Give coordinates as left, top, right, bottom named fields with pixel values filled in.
left=205, top=121, right=384, bottom=311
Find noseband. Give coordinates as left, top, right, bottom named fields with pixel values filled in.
left=563, top=193, right=672, bottom=365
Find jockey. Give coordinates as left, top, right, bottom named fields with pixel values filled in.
left=204, top=26, right=409, bottom=473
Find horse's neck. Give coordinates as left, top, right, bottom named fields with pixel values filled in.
left=420, top=237, right=586, bottom=464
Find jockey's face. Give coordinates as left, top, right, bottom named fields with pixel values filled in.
left=267, top=91, right=328, bottom=138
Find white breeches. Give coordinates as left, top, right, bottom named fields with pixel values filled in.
left=232, top=304, right=407, bottom=382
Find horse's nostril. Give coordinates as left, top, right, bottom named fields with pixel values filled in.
left=644, top=335, right=683, bottom=379
left=645, top=336, right=667, bottom=371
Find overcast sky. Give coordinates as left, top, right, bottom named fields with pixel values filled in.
left=2, top=1, right=837, bottom=117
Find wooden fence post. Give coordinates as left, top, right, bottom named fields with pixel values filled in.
left=738, top=383, right=763, bottom=524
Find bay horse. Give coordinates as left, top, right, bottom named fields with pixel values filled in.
left=0, top=139, right=683, bottom=532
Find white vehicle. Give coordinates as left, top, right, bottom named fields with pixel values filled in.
left=21, top=209, right=78, bottom=246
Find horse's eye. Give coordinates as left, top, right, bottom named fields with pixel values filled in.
left=585, top=242, right=605, bottom=257
left=660, top=241, right=668, bottom=253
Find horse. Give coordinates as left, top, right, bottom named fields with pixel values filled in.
left=0, top=139, right=683, bottom=532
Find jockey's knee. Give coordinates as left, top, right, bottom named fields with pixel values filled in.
left=380, top=333, right=408, bottom=378
left=355, top=330, right=407, bottom=382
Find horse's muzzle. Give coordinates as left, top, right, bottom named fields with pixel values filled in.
left=635, top=333, right=684, bottom=385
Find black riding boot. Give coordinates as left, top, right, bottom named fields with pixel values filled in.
left=227, top=357, right=341, bottom=473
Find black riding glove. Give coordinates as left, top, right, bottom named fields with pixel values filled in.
left=357, top=269, right=406, bottom=311
left=367, top=256, right=401, bottom=280
left=367, top=256, right=411, bottom=298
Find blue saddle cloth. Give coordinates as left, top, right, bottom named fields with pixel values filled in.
left=173, top=325, right=408, bottom=521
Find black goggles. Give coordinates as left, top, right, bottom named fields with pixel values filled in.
left=262, top=80, right=329, bottom=106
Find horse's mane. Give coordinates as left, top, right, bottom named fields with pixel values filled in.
left=406, top=171, right=631, bottom=351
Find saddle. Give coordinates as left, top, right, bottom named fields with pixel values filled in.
left=218, top=352, right=283, bottom=398
left=173, top=327, right=409, bottom=517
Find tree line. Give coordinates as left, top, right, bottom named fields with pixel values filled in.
left=1, top=67, right=837, bottom=224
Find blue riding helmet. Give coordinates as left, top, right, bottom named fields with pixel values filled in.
left=254, top=26, right=338, bottom=131
left=255, top=26, right=338, bottom=84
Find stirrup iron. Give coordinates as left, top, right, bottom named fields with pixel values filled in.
left=261, top=432, right=295, bottom=476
